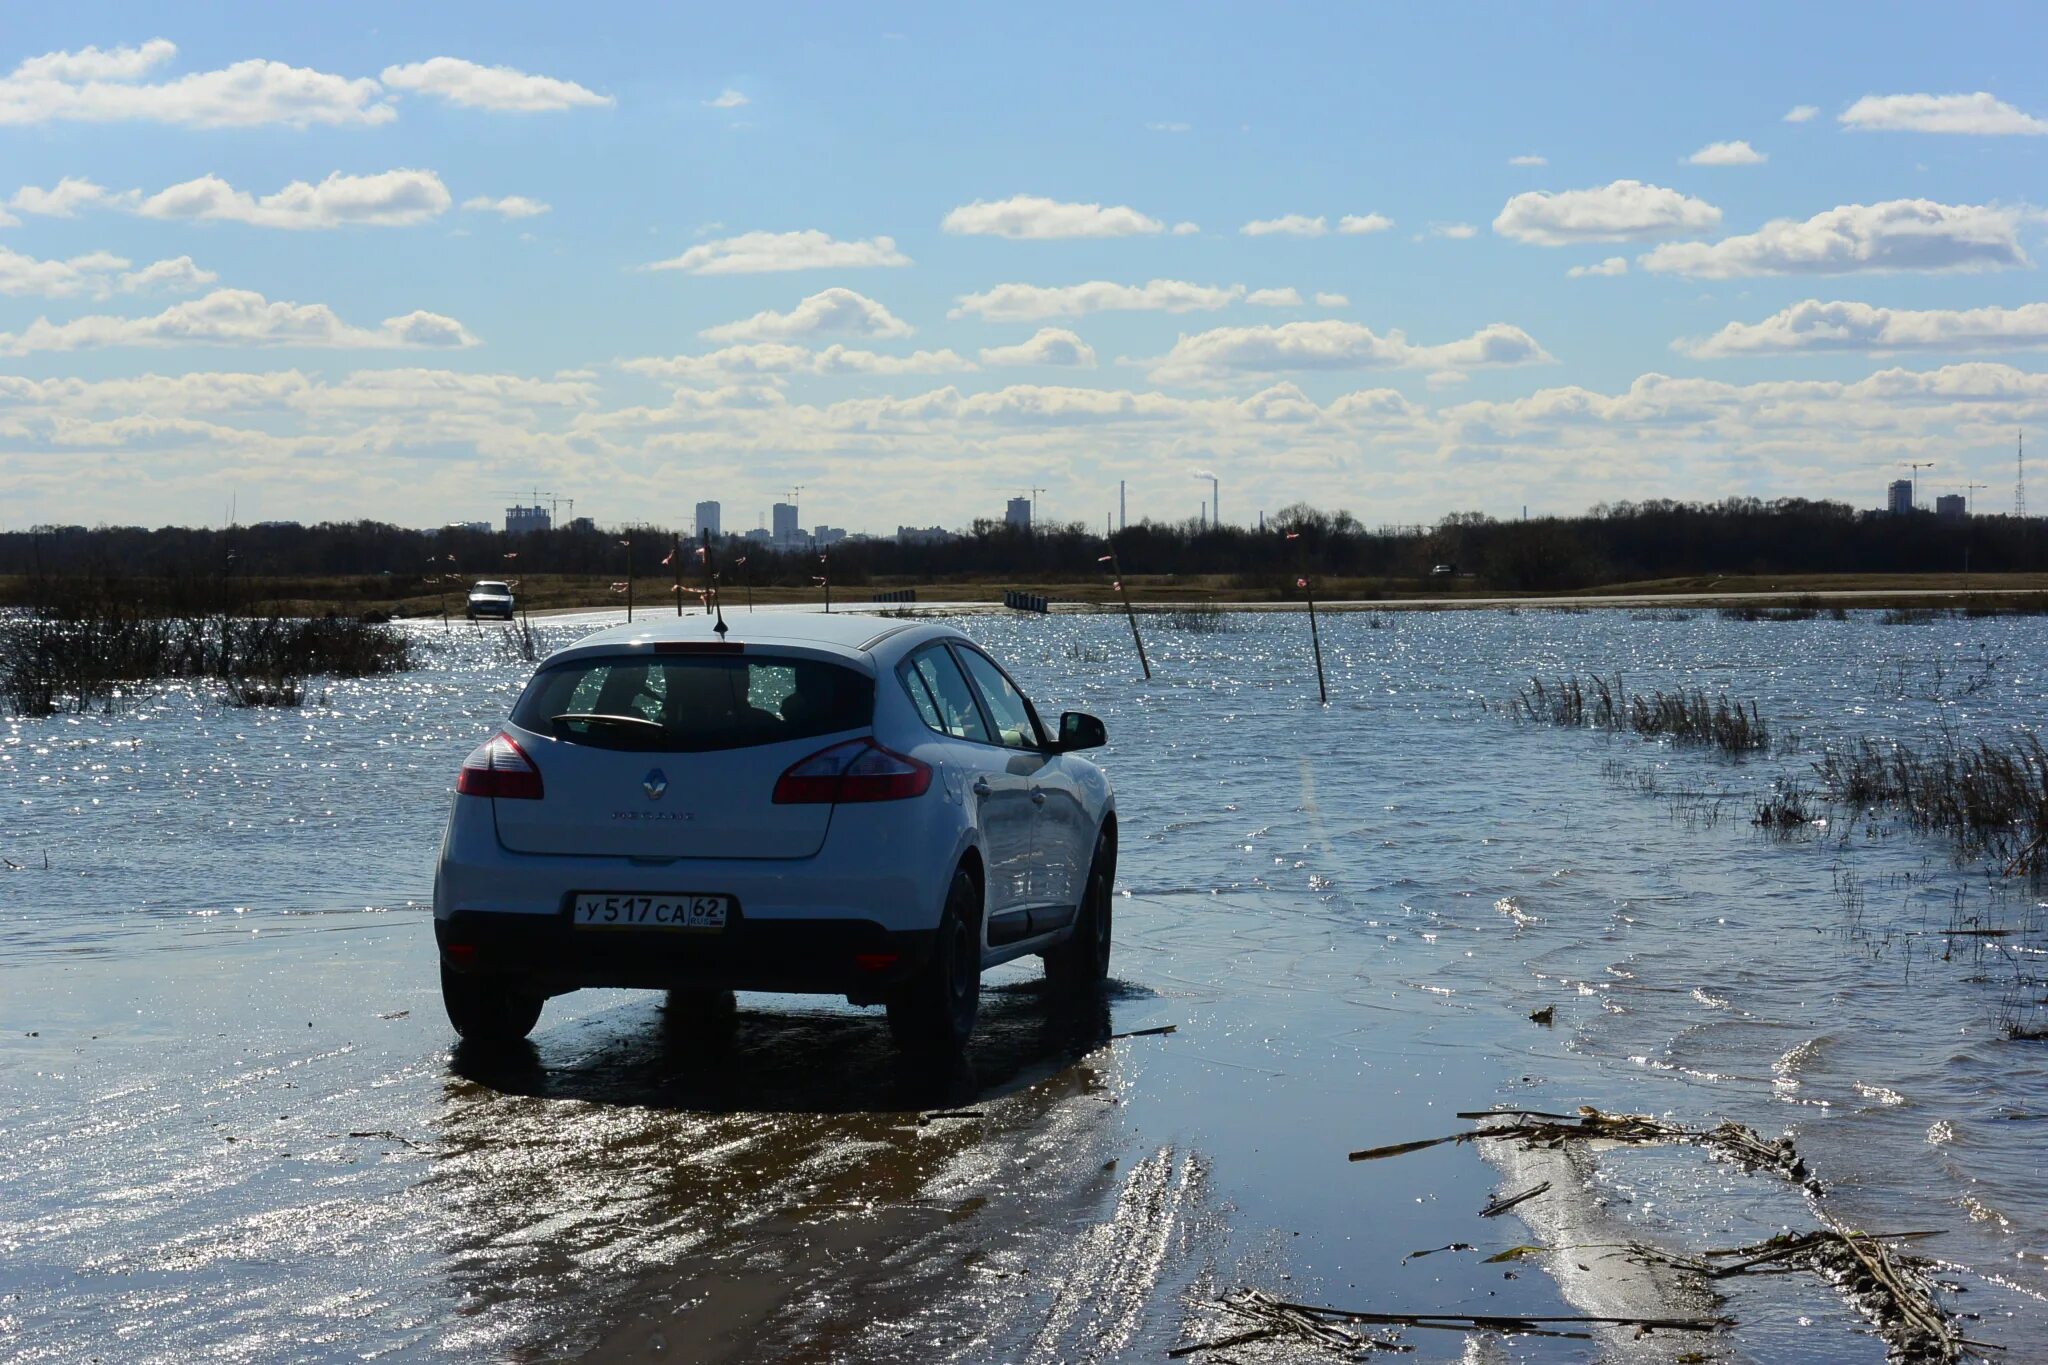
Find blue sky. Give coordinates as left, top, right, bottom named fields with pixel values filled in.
left=2, top=3, right=2045, bottom=532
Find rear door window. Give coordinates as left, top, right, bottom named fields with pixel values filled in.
left=513, top=654, right=873, bottom=752
left=954, top=647, right=1043, bottom=751
left=902, top=645, right=992, bottom=744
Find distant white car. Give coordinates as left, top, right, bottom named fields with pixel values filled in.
left=432, top=613, right=1116, bottom=1052
left=466, top=581, right=516, bottom=619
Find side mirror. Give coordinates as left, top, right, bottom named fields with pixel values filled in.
left=1058, top=711, right=1107, bottom=752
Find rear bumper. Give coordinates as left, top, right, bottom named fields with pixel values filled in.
left=437, top=909, right=936, bottom=1001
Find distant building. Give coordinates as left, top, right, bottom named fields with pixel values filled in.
left=1885, top=480, right=1914, bottom=516
left=695, top=500, right=721, bottom=539
left=506, top=504, right=551, bottom=535
left=565, top=516, right=595, bottom=533
left=813, top=525, right=847, bottom=547
left=1935, top=493, right=1967, bottom=521
left=1005, top=496, right=1031, bottom=529
left=449, top=521, right=491, bottom=534
left=744, top=527, right=773, bottom=545
left=772, top=502, right=801, bottom=546
left=897, top=525, right=957, bottom=545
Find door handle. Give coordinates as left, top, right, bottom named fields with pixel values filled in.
left=972, top=778, right=992, bottom=796
left=1031, top=789, right=1047, bottom=806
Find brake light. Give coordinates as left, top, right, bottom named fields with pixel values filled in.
left=773, top=738, right=932, bottom=804
left=456, top=732, right=544, bottom=800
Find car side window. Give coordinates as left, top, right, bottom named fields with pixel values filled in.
left=954, top=647, right=1041, bottom=751
left=905, top=646, right=992, bottom=744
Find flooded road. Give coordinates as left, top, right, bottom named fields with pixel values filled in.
left=3, top=608, right=2044, bottom=1361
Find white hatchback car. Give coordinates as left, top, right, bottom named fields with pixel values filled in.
left=433, top=612, right=1116, bottom=1052
left=466, top=580, right=516, bottom=620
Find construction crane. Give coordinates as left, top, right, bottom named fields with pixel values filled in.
left=1027, top=486, right=1046, bottom=528
left=1899, top=461, right=1935, bottom=510
left=1964, top=483, right=1989, bottom=515
left=494, top=489, right=575, bottom=523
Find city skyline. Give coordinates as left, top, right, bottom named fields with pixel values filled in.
left=3, top=6, right=2046, bottom=531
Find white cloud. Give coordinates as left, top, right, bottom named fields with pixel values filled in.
left=1426, top=370, right=1469, bottom=390
left=647, top=229, right=911, bottom=274
left=0, top=247, right=216, bottom=300
left=1242, top=214, right=1326, bottom=237
left=699, top=287, right=913, bottom=342
left=949, top=278, right=1245, bottom=321
left=1337, top=213, right=1393, bottom=235
left=1434, top=223, right=1478, bottom=240
left=813, top=345, right=971, bottom=376
left=0, top=206, right=14, bottom=228
left=1840, top=92, right=2048, bottom=136
left=116, top=256, right=219, bottom=293
left=942, top=195, right=1165, bottom=239
left=1494, top=179, right=1721, bottom=245
left=1246, top=287, right=1303, bottom=307
left=1508, top=154, right=1548, bottom=167
left=1687, top=139, right=1766, bottom=166
left=0, top=246, right=214, bottom=298
left=1147, top=319, right=1554, bottom=383
left=1567, top=256, right=1629, bottom=278
left=0, top=40, right=392, bottom=127
left=1679, top=300, right=2048, bottom=358
left=1314, top=291, right=1349, bottom=307
left=462, top=194, right=550, bottom=219
left=379, top=58, right=611, bottom=112
left=1784, top=105, right=1820, bottom=124
left=704, top=89, right=748, bottom=109
left=1171, top=221, right=1201, bottom=236
left=1639, top=199, right=2030, bottom=277
left=978, top=328, right=1097, bottom=368
left=0, top=288, right=477, bottom=355
left=8, top=176, right=112, bottom=217
left=130, top=170, right=452, bottom=228
left=1146, top=121, right=1190, bottom=133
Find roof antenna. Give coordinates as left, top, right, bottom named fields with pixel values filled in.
left=702, top=528, right=729, bottom=637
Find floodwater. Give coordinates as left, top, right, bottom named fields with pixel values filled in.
left=2, top=606, right=2044, bottom=1362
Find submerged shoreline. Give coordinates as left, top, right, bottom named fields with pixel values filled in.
left=3, top=609, right=2044, bottom=1360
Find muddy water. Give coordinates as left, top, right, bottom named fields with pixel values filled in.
left=2, top=608, right=2044, bottom=1361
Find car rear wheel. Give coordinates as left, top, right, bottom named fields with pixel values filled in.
left=440, top=964, right=543, bottom=1044
left=1045, top=831, right=1114, bottom=992
left=886, top=866, right=981, bottom=1053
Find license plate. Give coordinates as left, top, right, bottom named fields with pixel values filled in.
left=571, top=893, right=730, bottom=931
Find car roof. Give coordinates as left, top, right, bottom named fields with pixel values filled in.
left=548, top=610, right=964, bottom=668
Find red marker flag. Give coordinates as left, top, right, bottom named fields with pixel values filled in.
left=610, top=581, right=629, bottom=594
left=503, top=552, right=518, bottom=560
left=1285, top=532, right=1301, bottom=540
left=660, top=549, right=674, bottom=566
left=811, top=576, right=828, bottom=584
left=1297, top=577, right=1308, bottom=588
left=1097, top=555, right=1113, bottom=563
left=734, top=555, right=748, bottom=566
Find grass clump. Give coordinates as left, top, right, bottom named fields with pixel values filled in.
left=1815, top=732, right=2048, bottom=876
left=1515, top=673, right=1768, bottom=755
left=1159, top=603, right=1234, bottom=632
left=0, top=573, right=411, bottom=717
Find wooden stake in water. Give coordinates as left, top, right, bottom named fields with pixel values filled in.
left=1105, top=541, right=1151, bottom=680
left=1301, top=575, right=1327, bottom=705
left=622, top=537, right=633, bottom=622
left=672, top=534, right=683, bottom=615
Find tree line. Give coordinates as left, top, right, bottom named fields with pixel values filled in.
left=2, top=498, right=2041, bottom=593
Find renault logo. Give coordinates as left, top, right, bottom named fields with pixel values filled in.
left=643, top=768, right=669, bottom=800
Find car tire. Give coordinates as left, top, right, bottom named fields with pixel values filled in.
left=1045, top=831, right=1114, bottom=993
left=440, top=964, right=543, bottom=1044
left=886, top=866, right=981, bottom=1054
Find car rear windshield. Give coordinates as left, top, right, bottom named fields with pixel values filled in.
left=473, top=582, right=510, bottom=594
left=511, top=653, right=874, bottom=752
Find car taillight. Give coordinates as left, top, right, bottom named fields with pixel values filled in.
left=773, top=738, right=931, bottom=804
left=456, top=732, right=544, bottom=800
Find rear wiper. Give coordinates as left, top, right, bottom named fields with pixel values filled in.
left=550, top=712, right=667, bottom=736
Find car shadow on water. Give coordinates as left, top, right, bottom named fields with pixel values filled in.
left=447, top=977, right=1155, bottom=1115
